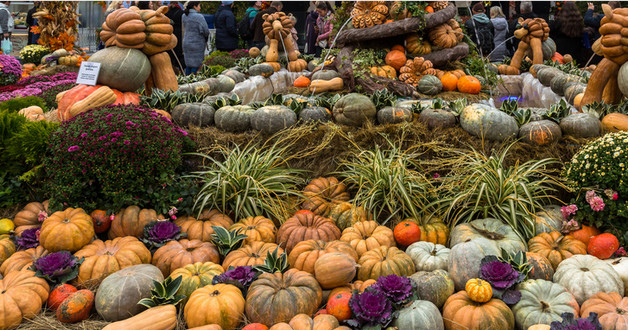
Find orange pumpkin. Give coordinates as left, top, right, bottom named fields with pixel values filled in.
left=329, top=279, right=376, bottom=298
left=425, top=5, right=434, bottom=13
left=0, top=270, right=50, bottom=329
left=48, top=283, right=78, bottom=311
left=440, top=72, right=459, bottom=91
left=571, top=225, right=600, bottom=245
left=393, top=221, right=422, bottom=247
left=288, top=239, right=358, bottom=274
left=90, top=209, right=112, bottom=234
left=385, top=50, right=407, bottom=71
left=229, top=216, right=277, bottom=246
left=443, top=291, right=515, bottom=330
left=222, top=242, right=284, bottom=270
left=528, top=231, right=587, bottom=269
left=327, top=292, right=352, bottom=321
left=457, top=75, right=482, bottom=94
left=153, top=109, right=172, bottom=120
left=175, top=209, right=234, bottom=242
left=108, top=205, right=164, bottom=239
left=581, top=292, right=628, bottom=330
left=293, top=76, right=311, bottom=88
left=465, top=278, right=493, bottom=303
left=276, top=212, right=341, bottom=253
left=301, top=177, right=350, bottom=217
left=340, top=221, right=395, bottom=257
left=184, top=283, right=245, bottom=329
left=243, top=324, right=269, bottom=330
left=588, top=233, right=620, bottom=259
left=407, top=216, right=449, bottom=245
left=39, top=208, right=95, bottom=253
left=56, top=289, right=94, bottom=323
left=152, top=239, right=220, bottom=277
left=391, top=44, right=405, bottom=52
left=313, top=252, right=357, bottom=289
left=370, top=65, right=398, bottom=79
left=13, top=201, right=49, bottom=234
left=0, top=246, right=49, bottom=276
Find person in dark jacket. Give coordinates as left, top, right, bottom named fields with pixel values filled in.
left=507, top=1, right=537, bottom=56
left=182, top=1, right=209, bottom=75
left=244, top=1, right=261, bottom=48
left=26, top=1, right=40, bottom=45
left=251, top=1, right=282, bottom=49
left=584, top=1, right=620, bottom=39
left=165, top=1, right=184, bottom=73
left=304, top=5, right=319, bottom=55
left=215, top=1, right=238, bottom=52
left=465, top=2, right=495, bottom=57
left=550, top=2, right=586, bottom=65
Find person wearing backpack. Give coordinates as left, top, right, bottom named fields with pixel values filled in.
left=464, top=2, right=495, bottom=57
left=239, top=1, right=261, bottom=48
left=215, top=1, right=238, bottom=52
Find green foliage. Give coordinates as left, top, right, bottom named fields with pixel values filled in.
left=177, top=65, right=226, bottom=84
left=500, top=249, right=532, bottom=280
left=569, top=190, right=628, bottom=247
left=0, top=96, right=48, bottom=113
left=138, top=276, right=186, bottom=308
left=371, top=89, right=397, bottom=110
left=19, top=45, right=50, bottom=65
left=331, top=1, right=353, bottom=39
left=253, top=247, right=289, bottom=274
left=200, top=1, right=249, bottom=20
left=314, top=94, right=341, bottom=110
left=140, top=88, right=209, bottom=112
left=501, top=100, right=531, bottom=126
left=0, top=173, right=26, bottom=208
left=462, top=54, right=499, bottom=90
left=581, top=101, right=614, bottom=120
left=543, top=59, right=589, bottom=83
left=500, top=98, right=518, bottom=114
left=543, top=99, right=570, bottom=124
left=2, top=120, right=58, bottom=179
left=210, top=226, right=248, bottom=257
left=210, top=94, right=242, bottom=109
left=447, top=98, right=466, bottom=116
left=203, top=55, right=237, bottom=69
left=235, top=56, right=263, bottom=73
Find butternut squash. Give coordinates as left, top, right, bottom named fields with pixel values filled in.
left=283, top=36, right=298, bottom=61
left=601, top=112, right=628, bottom=132
left=309, top=77, right=344, bottom=93
left=146, top=33, right=171, bottom=46
left=266, top=39, right=279, bottom=62
left=64, top=86, right=117, bottom=120
left=149, top=52, right=179, bottom=91
left=582, top=58, right=620, bottom=106
left=102, top=305, right=176, bottom=330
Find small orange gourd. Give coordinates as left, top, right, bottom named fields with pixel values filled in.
left=326, top=292, right=352, bottom=321
left=385, top=50, right=407, bottom=71
left=56, top=289, right=95, bottom=323
left=465, top=278, right=493, bottom=303
left=293, top=76, right=311, bottom=88
left=457, top=75, right=482, bottom=94
left=440, top=73, right=459, bottom=91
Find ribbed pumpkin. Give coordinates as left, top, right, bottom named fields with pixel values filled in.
left=370, top=65, right=397, bottom=79
left=428, top=19, right=463, bottom=49
left=405, top=241, right=450, bottom=272
left=442, top=291, right=515, bottom=330
left=74, top=236, right=152, bottom=286
left=357, top=246, right=415, bottom=281
left=56, top=289, right=95, bottom=323
left=332, top=93, right=377, bottom=127
left=528, top=231, right=587, bottom=269
left=0, top=246, right=49, bottom=276
left=268, top=314, right=340, bottom=330
left=533, top=205, right=563, bottom=235
left=351, top=1, right=388, bottom=28
left=0, top=270, right=49, bottom=329
left=174, top=209, right=233, bottom=242
left=417, top=75, right=443, bottom=95
left=299, top=106, right=332, bottom=124
left=607, top=257, right=628, bottom=296
left=460, top=104, right=519, bottom=141
left=526, top=252, right=555, bottom=280
left=450, top=218, right=527, bottom=252
left=448, top=237, right=501, bottom=291
left=512, top=279, right=580, bottom=329
left=465, top=278, right=493, bottom=303
left=222, top=242, right=283, bottom=270
left=108, top=206, right=163, bottom=239
left=87, top=47, right=151, bottom=92
left=554, top=254, right=624, bottom=305
left=0, top=234, right=15, bottom=266
left=581, top=292, right=628, bottom=330
left=565, top=82, right=587, bottom=104
left=169, top=262, right=224, bottom=306
left=229, top=216, right=277, bottom=246
left=152, top=239, right=220, bottom=277
left=518, top=120, right=562, bottom=145
left=327, top=202, right=372, bottom=231
left=409, top=269, right=455, bottom=308
left=329, top=280, right=376, bottom=298
left=288, top=239, right=358, bottom=275
left=214, top=105, right=256, bottom=133
left=340, top=221, right=395, bottom=257
left=95, top=264, right=163, bottom=322
left=602, top=113, right=628, bottom=132
left=537, top=67, right=564, bottom=86
left=13, top=201, right=48, bottom=235
left=251, top=105, right=297, bottom=134
left=560, top=113, right=601, bottom=138
left=301, top=177, right=350, bottom=217
left=171, top=102, right=215, bottom=127
left=405, top=34, right=432, bottom=55
left=399, top=57, right=437, bottom=87
left=385, top=50, right=407, bottom=71
left=185, top=283, right=245, bottom=330
left=245, top=269, right=322, bottom=326
left=276, top=212, right=341, bottom=253
left=377, top=106, right=413, bottom=124
left=39, top=208, right=94, bottom=253
left=407, top=216, right=450, bottom=245
left=393, top=300, right=444, bottom=330
left=314, top=252, right=357, bottom=289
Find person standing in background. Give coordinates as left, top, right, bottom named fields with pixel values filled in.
left=464, top=2, right=495, bottom=57
left=489, top=6, right=508, bottom=62
left=304, top=2, right=319, bottom=55
left=136, top=1, right=150, bottom=10
left=0, top=1, right=14, bottom=43
left=251, top=1, right=282, bottom=49
left=182, top=1, right=209, bottom=74
left=26, top=1, right=40, bottom=45
left=243, top=1, right=261, bottom=48
left=315, top=2, right=333, bottom=57
left=549, top=2, right=585, bottom=65
left=165, top=1, right=185, bottom=73
left=214, top=1, right=238, bottom=52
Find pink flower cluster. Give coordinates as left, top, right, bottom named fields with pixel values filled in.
left=585, top=190, right=606, bottom=212
left=561, top=204, right=578, bottom=220
left=605, top=189, right=619, bottom=201
left=0, top=55, right=22, bottom=76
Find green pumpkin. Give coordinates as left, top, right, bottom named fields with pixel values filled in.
left=512, top=279, right=579, bottom=329
left=518, top=120, right=562, bottom=145
left=418, top=109, right=456, bottom=129
left=393, top=300, right=444, bottom=330
left=541, top=38, right=557, bottom=60
left=307, top=59, right=322, bottom=72
left=95, top=264, right=163, bottom=321
left=299, top=106, right=332, bottom=124
left=222, top=70, right=247, bottom=84
left=332, top=93, right=376, bottom=126
left=564, top=83, right=587, bottom=104
left=172, top=102, right=215, bottom=127
left=251, top=105, right=297, bottom=134
left=448, top=238, right=501, bottom=291
left=460, top=104, right=519, bottom=141
left=534, top=205, right=563, bottom=235
left=214, top=105, right=255, bottom=132
left=417, top=75, right=442, bottom=95
left=215, top=75, right=236, bottom=93
left=409, top=269, right=455, bottom=309
left=87, top=46, right=151, bottom=92
left=550, top=74, right=580, bottom=96
left=249, top=64, right=275, bottom=77
left=327, top=202, right=372, bottom=231
left=377, top=106, right=412, bottom=124
left=312, top=70, right=340, bottom=81
left=536, top=67, right=563, bottom=87
left=559, top=113, right=601, bottom=138
left=179, top=80, right=214, bottom=95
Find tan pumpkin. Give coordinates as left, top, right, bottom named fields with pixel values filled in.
left=102, top=305, right=177, bottom=330
left=108, top=205, right=164, bottom=239
left=581, top=291, right=628, bottom=330
left=39, top=208, right=95, bottom=253
left=528, top=231, right=587, bottom=269
left=0, top=235, right=15, bottom=266
left=406, top=34, right=431, bottom=55
left=229, top=216, right=277, bottom=246
left=314, top=252, right=357, bottom=289
left=152, top=239, right=220, bottom=277
left=340, top=221, right=395, bottom=257
left=351, top=1, right=389, bottom=28
left=370, top=65, right=397, bottom=79
left=56, top=84, right=118, bottom=121
left=0, top=246, right=49, bottom=277
left=222, top=242, right=284, bottom=270
left=428, top=19, right=464, bottom=48
left=276, top=212, right=341, bottom=253
left=357, top=246, right=415, bottom=281
left=13, top=201, right=49, bottom=234
left=301, top=177, right=350, bottom=217
left=0, top=270, right=50, bottom=330
left=185, top=283, right=245, bottom=330
left=18, top=106, right=45, bottom=121
left=269, top=314, right=339, bottom=330
left=288, top=239, right=358, bottom=275
left=602, top=113, right=628, bottom=132
left=399, top=57, right=437, bottom=87
left=287, top=59, right=307, bottom=72
left=442, top=291, right=515, bottom=330
left=174, top=209, right=234, bottom=242
left=407, top=216, right=450, bottom=245
left=74, top=236, right=152, bottom=286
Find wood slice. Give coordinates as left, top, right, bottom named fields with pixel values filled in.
left=420, top=43, right=470, bottom=67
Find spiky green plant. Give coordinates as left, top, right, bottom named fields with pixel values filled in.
left=137, top=276, right=186, bottom=308
left=190, top=143, right=305, bottom=222
left=314, top=94, right=341, bottom=110
left=264, top=93, right=285, bottom=106
left=581, top=101, right=611, bottom=120
left=253, top=247, right=289, bottom=273
left=210, top=94, right=242, bottom=109
left=211, top=226, right=248, bottom=257
left=140, top=89, right=210, bottom=112
left=432, top=98, right=447, bottom=110
left=433, top=143, right=564, bottom=241
left=235, top=56, right=263, bottom=72
left=512, top=108, right=531, bottom=126
left=447, top=98, right=467, bottom=116
left=500, top=98, right=519, bottom=115
left=410, top=102, right=427, bottom=115
left=370, top=89, right=397, bottom=110
left=337, top=138, right=435, bottom=225
left=500, top=249, right=532, bottom=279
left=544, top=99, right=570, bottom=124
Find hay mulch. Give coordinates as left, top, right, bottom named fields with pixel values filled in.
left=17, top=309, right=189, bottom=330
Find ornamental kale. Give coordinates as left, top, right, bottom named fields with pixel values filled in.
left=550, top=312, right=602, bottom=330
left=370, top=274, right=415, bottom=305
left=140, top=220, right=186, bottom=252
left=29, top=251, right=83, bottom=284
left=14, top=227, right=39, bottom=250
left=479, top=255, right=525, bottom=304
left=347, top=290, right=393, bottom=328
left=212, top=266, right=259, bottom=296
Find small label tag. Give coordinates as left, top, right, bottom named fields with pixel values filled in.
left=76, top=62, right=101, bottom=85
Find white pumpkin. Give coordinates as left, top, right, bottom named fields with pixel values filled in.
left=405, top=241, right=450, bottom=272
left=606, top=257, right=628, bottom=296
left=554, top=254, right=624, bottom=304
left=512, top=279, right=579, bottom=330
left=449, top=218, right=527, bottom=252
left=392, top=299, right=444, bottom=330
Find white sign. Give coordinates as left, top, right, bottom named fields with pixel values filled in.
left=76, top=62, right=101, bottom=85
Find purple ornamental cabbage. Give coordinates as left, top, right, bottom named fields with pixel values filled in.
left=213, top=266, right=259, bottom=287
left=479, top=259, right=521, bottom=290
left=348, top=290, right=393, bottom=327
left=30, top=251, right=83, bottom=284
left=141, top=220, right=186, bottom=251
left=370, top=274, right=414, bottom=303
left=15, top=228, right=40, bottom=250
left=550, top=312, right=602, bottom=330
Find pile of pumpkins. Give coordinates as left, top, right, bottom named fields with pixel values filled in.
left=2, top=177, right=628, bottom=330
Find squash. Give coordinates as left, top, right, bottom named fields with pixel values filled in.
left=332, top=93, right=376, bottom=126
left=95, top=264, right=163, bottom=321
left=18, top=106, right=44, bottom=121
left=174, top=210, right=233, bottom=242
left=385, top=50, right=407, bottom=71
left=171, top=102, right=215, bottom=127
left=607, top=257, right=628, bottom=295
left=536, top=67, right=564, bottom=87
left=309, top=77, right=344, bottom=93
left=406, top=34, right=432, bottom=55
left=111, top=90, right=141, bottom=106
left=406, top=216, right=449, bottom=246
left=419, top=109, right=457, bottom=129
left=340, top=221, right=394, bottom=257
left=393, top=221, right=422, bottom=247
left=565, top=83, right=587, bottom=105
left=102, top=305, right=177, bottom=330
left=301, top=177, right=350, bottom=217
left=460, top=104, right=519, bottom=141
left=409, top=269, right=455, bottom=309
left=267, top=314, right=339, bottom=330
left=215, top=75, right=236, bottom=93
left=528, top=232, right=587, bottom=270
left=222, top=70, right=247, bottom=84
left=249, top=64, right=275, bottom=78
left=370, top=65, right=397, bottom=79
left=448, top=237, right=503, bottom=291
left=377, top=106, right=412, bottom=124
left=526, top=252, right=555, bottom=281
left=266, top=39, right=279, bottom=62
left=406, top=241, right=450, bottom=272
left=450, top=218, right=527, bottom=252
left=399, top=57, right=437, bottom=87
left=442, top=291, right=515, bottom=330
left=311, top=70, right=340, bottom=81
left=417, top=74, right=442, bottom=95
left=214, top=105, right=255, bottom=133
left=293, top=76, right=311, bottom=88
left=299, top=106, right=332, bottom=123
left=314, top=252, right=357, bottom=289
left=554, top=254, right=624, bottom=304
left=288, top=240, right=357, bottom=275
left=466, top=278, right=493, bottom=303
left=229, top=216, right=277, bottom=246
left=48, top=284, right=78, bottom=311
left=550, top=74, right=580, bottom=96
left=393, top=300, right=444, bottom=330
left=327, top=292, right=351, bottom=322
left=560, top=113, right=601, bottom=138
left=57, top=84, right=118, bottom=121
left=13, top=201, right=49, bottom=234
left=108, top=206, right=163, bottom=239
left=571, top=225, right=601, bottom=246
left=533, top=205, right=563, bottom=235
left=357, top=246, right=415, bottom=281
left=39, top=208, right=95, bottom=253
left=457, top=75, right=482, bottom=94
left=0, top=246, right=49, bottom=276
left=152, top=239, right=220, bottom=277
left=185, top=284, right=245, bottom=330
left=222, top=242, right=284, bottom=270
left=602, top=112, right=628, bottom=132
left=581, top=292, right=628, bottom=330
left=276, top=212, right=341, bottom=254
left=440, top=73, right=458, bottom=91
left=56, top=289, right=94, bottom=323
left=327, top=202, right=372, bottom=231
left=351, top=1, right=388, bottom=28
left=588, top=233, right=620, bottom=260
left=287, top=59, right=307, bottom=72
left=249, top=47, right=260, bottom=58
left=169, top=262, right=224, bottom=306
left=87, top=47, right=151, bottom=92
left=251, top=105, right=297, bottom=134
left=0, top=270, right=49, bottom=329
left=512, top=279, right=579, bottom=329
left=149, top=52, right=178, bottom=92
left=428, top=19, right=464, bottom=49
left=518, top=120, right=562, bottom=145
left=0, top=235, right=15, bottom=266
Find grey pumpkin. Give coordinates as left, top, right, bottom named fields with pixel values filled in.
left=560, top=113, right=601, bottom=138
left=333, top=93, right=376, bottom=127
left=377, top=106, right=412, bottom=124
left=214, top=105, right=255, bottom=132
left=409, top=269, right=455, bottom=309
left=460, top=104, right=519, bottom=141
left=251, top=105, right=297, bottom=134
left=299, top=106, right=332, bottom=124
left=419, top=109, right=457, bottom=129
left=87, top=46, right=151, bottom=92
left=172, top=102, right=215, bottom=127
left=518, top=120, right=562, bottom=145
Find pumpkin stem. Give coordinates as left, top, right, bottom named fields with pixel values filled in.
left=580, top=267, right=590, bottom=272
left=431, top=248, right=438, bottom=256
left=540, top=301, right=550, bottom=311
left=617, top=307, right=626, bottom=315
left=186, top=248, right=195, bottom=252
left=469, top=224, right=505, bottom=241
left=210, top=290, right=220, bottom=297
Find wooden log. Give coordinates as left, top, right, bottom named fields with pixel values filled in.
left=334, top=4, right=457, bottom=46
left=420, top=43, right=470, bottom=67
